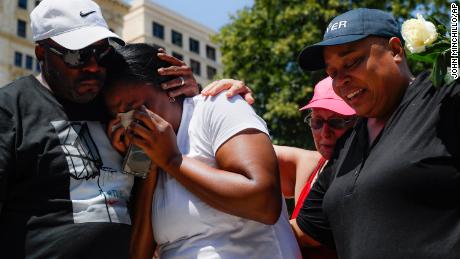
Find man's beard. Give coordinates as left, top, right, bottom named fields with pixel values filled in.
left=69, top=89, right=99, bottom=104
left=47, top=69, right=103, bottom=104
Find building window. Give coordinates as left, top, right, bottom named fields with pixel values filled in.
left=17, top=19, right=26, bottom=38
left=26, top=55, right=33, bottom=70
left=189, top=38, right=200, bottom=54
left=36, top=59, right=41, bottom=72
left=152, top=22, right=164, bottom=39
left=172, top=52, right=183, bottom=61
left=190, top=59, right=201, bottom=76
left=18, top=0, right=27, bottom=9
left=207, top=66, right=217, bottom=80
left=14, top=52, right=23, bottom=67
left=171, top=30, right=182, bottom=47
left=206, top=45, right=216, bottom=61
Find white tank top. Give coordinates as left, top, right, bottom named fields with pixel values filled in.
left=152, top=94, right=301, bottom=259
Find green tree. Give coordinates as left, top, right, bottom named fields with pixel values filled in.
left=214, top=0, right=452, bottom=148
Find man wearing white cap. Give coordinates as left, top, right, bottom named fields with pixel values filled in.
left=0, top=0, right=197, bottom=258
left=32, top=0, right=125, bottom=103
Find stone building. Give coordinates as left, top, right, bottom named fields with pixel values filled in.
left=0, top=0, right=222, bottom=87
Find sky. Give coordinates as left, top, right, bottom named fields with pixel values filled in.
left=149, top=0, right=254, bottom=31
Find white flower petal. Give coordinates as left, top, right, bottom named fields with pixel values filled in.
left=401, top=13, right=438, bottom=54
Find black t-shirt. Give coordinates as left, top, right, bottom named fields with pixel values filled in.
left=297, top=72, right=460, bottom=259
left=0, top=76, right=134, bottom=258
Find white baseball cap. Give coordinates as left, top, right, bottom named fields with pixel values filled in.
left=31, top=0, right=125, bottom=50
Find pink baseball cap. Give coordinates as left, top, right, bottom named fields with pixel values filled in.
left=299, top=77, right=356, bottom=116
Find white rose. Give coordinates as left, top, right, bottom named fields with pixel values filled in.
left=401, top=14, right=438, bottom=53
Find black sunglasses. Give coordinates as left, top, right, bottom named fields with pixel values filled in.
left=304, top=115, right=356, bottom=130
left=40, top=43, right=113, bottom=68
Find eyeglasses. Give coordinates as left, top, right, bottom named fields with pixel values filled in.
left=304, top=115, right=356, bottom=130
left=40, top=43, right=113, bottom=68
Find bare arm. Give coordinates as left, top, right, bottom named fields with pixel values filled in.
left=273, top=145, right=322, bottom=202
left=290, top=218, right=321, bottom=248
left=275, top=146, right=329, bottom=249
left=107, top=118, right=157, bottom=259
left=128, top=108, right=281, bottom=225
left=129, top=166, right=158, bottom=259
left=173, top=130, right=281, bottom=224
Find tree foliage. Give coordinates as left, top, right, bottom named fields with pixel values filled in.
left=214, top=0, right=452, bottom=148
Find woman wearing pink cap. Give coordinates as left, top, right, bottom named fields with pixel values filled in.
left=276, top=77, right=356, bottom=217
left=274, top=77, right=355, bottom=258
